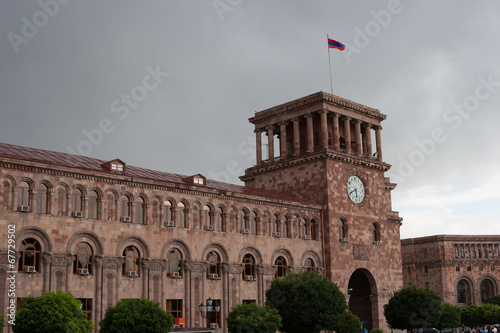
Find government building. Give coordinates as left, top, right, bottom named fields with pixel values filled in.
left=0, top=92, right=403, bottom=332
left=402, top=235, right=500, bottom=307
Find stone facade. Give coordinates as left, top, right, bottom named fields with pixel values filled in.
left=402, top=235, right=500, bottom=306
left=0, top=91, right=402, bottom=332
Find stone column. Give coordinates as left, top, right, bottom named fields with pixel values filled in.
left=222, top=263, right=230, bottom=333
left=292, top=118, right=300, bottom=155
left=95, top=257, right=103, bottom=327
left=141, top=259, right=150, bottom=298
left=374, top=125, right=383, bottom=162
left=183, top=262, right=192, bottom=327
left=267, top=126, right=274, bottom=162
left=364, top=123, right=372, bottom=158
left=279, top=122, right=287, bottom=158
left=332, top=113, right=340, bottom=151
left=255, top=129, right=262, bottom=166
left=320, top=110, right=328, bottom=149
left=42, top=253, right=51, bottom=292
left=354, top=120, right=362, bottom=156
left=305, top=114, right=314, bottom=153
left=343, top=117, right=351, bottom=154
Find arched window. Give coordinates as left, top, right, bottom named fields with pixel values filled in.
left=281, top=216, right=289, bottom=238
left=88, top=190, right=99, bottom=220
left=72, top=188, right=83, bottom=213
left=119, top=195, right=131, bottom=219
left=167, top=249, right=182, bottom=277
left=275, top=256, right=287, bottom=278
left=18, top=181, right=30, bottom=209
left=19, top=238, right=41, bottom=273
left=135, top=196, right=146, bottom=224
left=310, top=219, right=318, bottom=240
left=123, top=246, right=140, bottom=276
left=457, top=281, right=467, bottom=304
left=215, top=207, right=223, bottom=232
left=36, top=184, right=49, bottom=214
left=248, top=212, right=256, bottom=235
left=207, top=251, right=221, bottom=278
left=300, top=218, right=307, bottom=238
left=305, top=258, right=315, bottom=272
left=203, top=205, right=212, bottom=228
left=338, top=218, right=348, bottom=240
left=242, top=254, right=255, bottom=280
left=424, top=265, right=428, bottom=275
left=177, top=202, right=186, bottom=228
left=74, top=242, right=93, bottom=274
left=481, top=280, right=493, bottom=303
left=272, top=214, right=279, bottom=235
left=164, top=201, right=174, bottom=223
left=371, top=222, right=380, bottom=243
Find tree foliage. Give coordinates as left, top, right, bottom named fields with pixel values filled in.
left=383, top=285, right=444, bottom=332
left=12, top=290, right=93, bottom=333
left=437, top=303, right=461, bottom=330
left=226, top=303, right=282, bottom=333
left=461, top=303, right=500, bottom=327
left=484, top=295, right=500, bottom=306
left=99, top=298, right=174, bottom=333
left=265, top=271, right=348, bottom=333
left=334, top=310, right=362, bottom=333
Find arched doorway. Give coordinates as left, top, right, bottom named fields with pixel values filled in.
left=348, top=269, right=376, bottom=330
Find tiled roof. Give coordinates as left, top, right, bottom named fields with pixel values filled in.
left=0, top=142, right=318, bottom=206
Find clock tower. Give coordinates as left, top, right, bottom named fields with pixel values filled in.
left=241, top=91, right=403, bottom=330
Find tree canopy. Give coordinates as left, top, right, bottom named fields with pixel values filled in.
left=461, top=303, right=500, bottom=327
left=334, top=310, right=362, bottom=333
left=99, top=298, right=174, bottom=333
left=265, top=271, right=348, bottom=333
left=226, top=303, right=282, bottom=333
left=437, top=303, right=461, bottom=330
left=13, top=290, right=93, bottom=333
left=484, top=295, right=500, bottom=306
left=384, top=285, right=443, bottom=332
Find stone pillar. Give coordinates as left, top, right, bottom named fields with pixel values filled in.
left=343, top=117, right=351, bottom=154
left=354, top=120, right=362, bottom=156
left=320, top=110, right=328, bottom=149
left=306, top=114, right=314, bottom=153
left=364, top=123, right=372, bottom=158
left=255, top=129, right=262, bottom=166
left=279, top=122, right=287, bottom=158
left=332, top=113, right=340, bottom=151
left=95, top=257, right=103, bottom=327
left=42, top=253, right=51, bottom=292
left=292, top=118, right=300, bottom=155
left=183, top=262, right=192, bottom=327
left=222, top=263, right=230, bottom=333
left=267, top=126, right=274, bottom=162
left=374, top=125, right=383, bottom=162
left=141, top=259, right=150, bottom=298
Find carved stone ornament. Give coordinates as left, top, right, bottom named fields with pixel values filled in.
left=353, top=244, right=370, bottom=261
left=48, top=253, right=74, bottom=267
left=183, top=260, right=207, bottom=273
left=259, top=265, right=277, bottom=276
left=228, top=263, right=244, bottom=275
left=101, top=257, right=123, bottom=270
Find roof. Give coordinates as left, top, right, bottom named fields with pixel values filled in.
left=0, top=142, right=319, bottom=207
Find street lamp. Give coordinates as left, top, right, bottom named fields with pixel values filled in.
left=199, top=297, right=220, bottom=318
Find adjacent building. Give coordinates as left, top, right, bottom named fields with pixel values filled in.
left=0, top=91, right=403, bottom=332
left=402, top=235, right=500, bottom=306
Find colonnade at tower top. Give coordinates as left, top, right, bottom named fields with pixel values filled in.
left=248, top=92, right=387, bottom=166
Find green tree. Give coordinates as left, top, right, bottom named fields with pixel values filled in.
left=226, top=303, right=282, bottom=333
left=383, top=285, right=444, bottom=332
left=99, top=298, right=174, bottom=333
left=13, top=290, right=93, bottom=333
left=485, top=295, right=500, bottom=306
left=334, top=310, right=362, bottom=333
left=462, top=303, right=500, bottom=327
left=370, top=329, right=384, bottom=333
left=437, top=303, right=461, bottom=330
left=265, top=271, right=348, bottom=333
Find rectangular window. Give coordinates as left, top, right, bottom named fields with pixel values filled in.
left=77, top=298, right=92, bottom=320
left=425, top=282, right=429, bottom=290
left=242, top=300, right=256, bottom=305
left=207, top=299, right=221, bottom=327
left=166, top=299, right=183, bottom=320
left=423, top=248, right=427, bottom=258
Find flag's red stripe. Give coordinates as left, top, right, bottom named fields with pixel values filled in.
left=328, top=38, right=345, bottom=51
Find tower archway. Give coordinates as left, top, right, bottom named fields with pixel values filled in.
left=348, top=268, right=377, bottom=330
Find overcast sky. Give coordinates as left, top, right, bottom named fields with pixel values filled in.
left=1, top=1, right=499, bottom=239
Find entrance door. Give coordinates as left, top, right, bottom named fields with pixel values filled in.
left=348, top=269, right=376, bottom=330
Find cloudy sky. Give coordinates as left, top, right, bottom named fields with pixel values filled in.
left=1, top=1, right=499, bottom=239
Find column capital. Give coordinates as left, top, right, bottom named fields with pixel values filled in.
left=304, top=113, right=314, bottom=118
left=342, top=115, right=351, bottom=121
left=373, top=125, right=382, bottom=130
left=291, top=117, right=300, bottom=122
left=317, top=109, right=328, bottom=114
left=362, top=122, right=373, bottom=128
left=329, top=112, right=340, bottom=118
left=266, top=125, right=275, bottom=131
left=254, top=128, right=263, bottom=134
left=278, top=121, right=289, bottom=127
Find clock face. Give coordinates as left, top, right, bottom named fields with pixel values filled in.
left=347, top=175, right=365, bottom=204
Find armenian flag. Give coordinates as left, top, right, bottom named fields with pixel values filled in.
left=328, top=38, right=345, bottom=51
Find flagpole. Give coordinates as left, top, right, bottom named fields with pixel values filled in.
left=327, top=34, right=333, bottom=95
